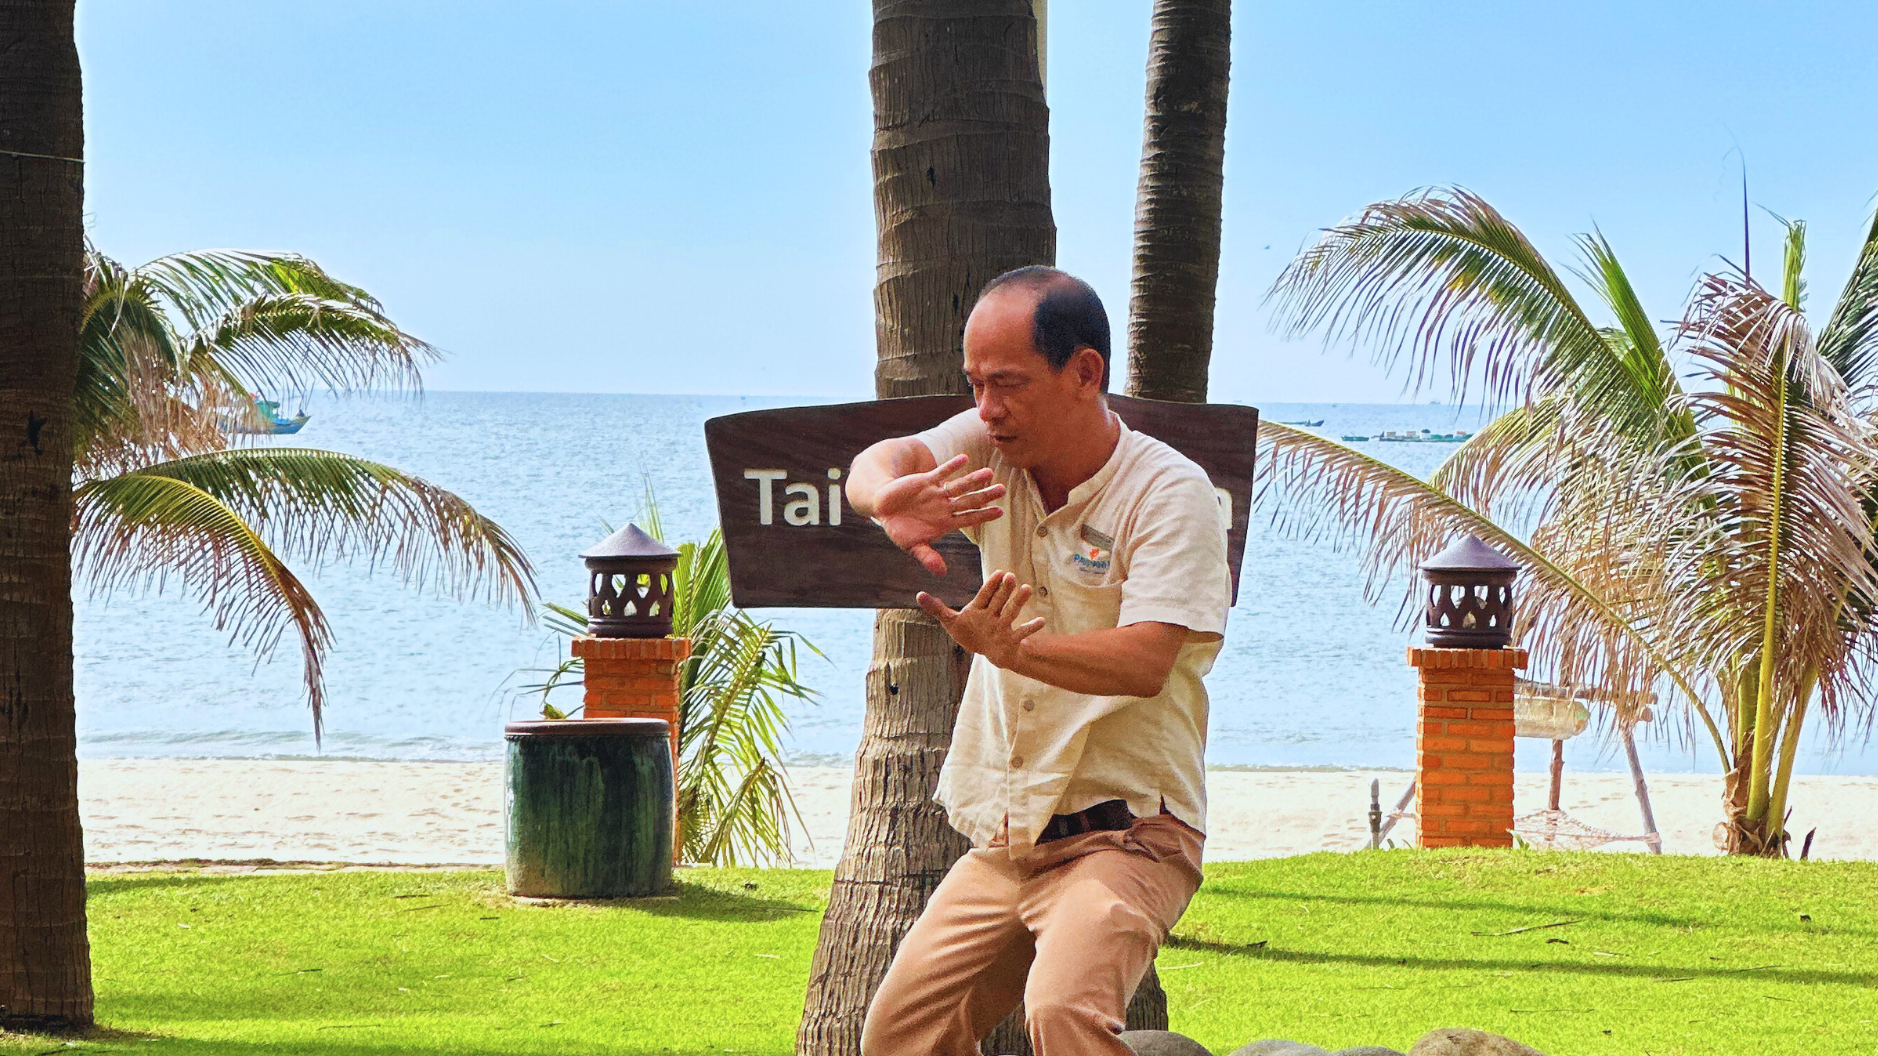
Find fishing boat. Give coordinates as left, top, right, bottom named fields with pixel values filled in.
left=226, top=394, right=309, bottom=435
left=1375, top=428, right=1471, bottom=443
left=1277, top=419, right=1326, bottom=427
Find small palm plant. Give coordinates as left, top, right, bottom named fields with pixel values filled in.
left=529, top=509, right=817, bottom=867
left=76, top=246, right=536, bottom=736
left=1263, top=188, right=1878, bottom=855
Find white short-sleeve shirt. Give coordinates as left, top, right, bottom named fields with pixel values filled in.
left=914, top=407, right=1232, bottom=853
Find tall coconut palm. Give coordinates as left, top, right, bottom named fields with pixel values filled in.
left=1125, top=0, right=1231, bottom=404
left=0, top=0, right=93, bottom=1029
left=797, top=3, right=1054, bottom=1054
left=75, top=246, right=536, bottom=736
left=1263, top=188, right=1878, bottom=855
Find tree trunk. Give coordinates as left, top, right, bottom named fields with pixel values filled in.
left=1123, top=0, right=1231, bottom=404
left=0, top=0, right=93, bottom=1031
left=797, top=4, right=1052, bottom=1055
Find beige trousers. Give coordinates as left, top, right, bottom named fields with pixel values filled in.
left=859, top=814, right=1204, bottom=1056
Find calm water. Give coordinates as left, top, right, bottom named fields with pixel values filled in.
left=71, top=393, right=1877, bottom=776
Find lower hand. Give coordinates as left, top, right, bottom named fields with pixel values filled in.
left=917, top=571, right=1045, bottom=669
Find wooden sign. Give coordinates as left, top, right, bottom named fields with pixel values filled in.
left=704, top=395, right=1258, bottom=610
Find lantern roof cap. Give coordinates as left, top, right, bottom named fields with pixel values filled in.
left=581, top=523, right=679, bottom=561
left=1421, top=534, right=1520, bottom=573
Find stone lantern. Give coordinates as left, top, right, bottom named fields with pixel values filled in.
left=582, top=524, right=680, bottom=639
left=1419, top=535, right=1519, bottom=649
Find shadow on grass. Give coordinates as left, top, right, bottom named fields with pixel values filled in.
left=1200, top=884, right=1877, bottom=939
left=0, top=1024, right=162, bottom=1052
left=494, top=881, right=816, bottom=923
left=1164, top=934, right=1872, bottom=988
left=9, top=1034, right=609, bottom=1056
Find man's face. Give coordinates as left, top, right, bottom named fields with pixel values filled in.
left=961, top=286, right=1100, bottom=469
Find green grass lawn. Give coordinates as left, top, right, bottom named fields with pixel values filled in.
left=4, top=851, right=1874, bottom=1055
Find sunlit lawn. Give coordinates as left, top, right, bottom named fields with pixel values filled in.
left=4, top=852, right=1874, bottom=1055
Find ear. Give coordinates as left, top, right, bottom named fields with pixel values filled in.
left=1069, top=346, right=1105, bottom=393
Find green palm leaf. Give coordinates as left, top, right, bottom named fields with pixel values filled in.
left=1268, top=188, right=1635, bottom=412
left=127, top=447, right=536, bottom=606
left=73, top=472, right=334, bottom=734
left=1817, top=206, right=1878, bottom=401
left=1260, top=421, right=1724, bottom=759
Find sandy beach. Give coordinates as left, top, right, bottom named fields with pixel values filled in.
left=75, top=758, right=1878, bottom=868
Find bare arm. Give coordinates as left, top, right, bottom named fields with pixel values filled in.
left=847, top=437, right=1005, bottom=575
left=917, top=572, right=1188, bottom=698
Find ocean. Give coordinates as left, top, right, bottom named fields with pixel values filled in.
left=71, top=392, right=1877, bottom=777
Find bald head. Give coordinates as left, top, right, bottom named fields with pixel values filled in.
left=976, top=266, right=1111, bottom=391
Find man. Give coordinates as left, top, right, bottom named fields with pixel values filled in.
left=844, top=266, right=1232, bottom=1055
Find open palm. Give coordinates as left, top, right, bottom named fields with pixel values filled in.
left=874, top=454, right=1005, bottom=574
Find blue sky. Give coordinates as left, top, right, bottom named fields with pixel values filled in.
left=79, top=1, right=1878, bottom=403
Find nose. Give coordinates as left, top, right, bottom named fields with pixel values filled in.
left=976, top=391, right=1005, bottom=423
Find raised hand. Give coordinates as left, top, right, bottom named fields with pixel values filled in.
left=917, top=571, right=1044, bottom=669
left=874, top=453, right=1005, bottom=575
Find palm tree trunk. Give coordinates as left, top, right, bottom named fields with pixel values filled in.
left=0, top=0, right=94, bottom=1030
left=1123, top=0, right=1231, bottom=403
left=797, top=4, right=1052, bottom=1054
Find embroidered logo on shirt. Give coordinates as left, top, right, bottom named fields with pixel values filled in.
left=1071, top=524, right=1114, bottom=575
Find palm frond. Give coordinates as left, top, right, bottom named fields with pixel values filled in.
left=1817, top=203, right=1878, bottom=403
left=73, top=472, right=334, bottom=735
left=1574, top=231, right=1693, bottom=446
left=1674, top=278, right=1878, bottom=725
left=127, top=447, right=537, bottom=608
left=1267, top=188, right=1631, bottom=411
left=1260, top=421, right=1717, bottom=748
left=180, top=291, right=435, bottom=398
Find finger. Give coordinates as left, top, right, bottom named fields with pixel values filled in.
left=999, top=583, right=1032, bottom=621
left=988, top=573, right=1017, bottom=616
left=940, top=467, right=996, bottom=498
left=967, top=571, right=1006, bottom=611
left=925, top=453, right=972, bottom=484
left=1013, top=617, right=1045, bottom=642
left=951, top=506, right=1005, bottom=528
left=948, top=483, right=1006, bottom=511
left=910, top=544, right=948, bottom=576
left=915, top=591, right=957, bottom=622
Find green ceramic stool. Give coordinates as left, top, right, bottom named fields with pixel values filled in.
left=504, top=718, right=673, bottom=898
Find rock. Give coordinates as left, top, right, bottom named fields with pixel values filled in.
left=1120, top=1030, right=1214, bottom=1056
left=1228, top=1042, right=1331, bottom=1056
left=1408, top=1028, right=1546, bottom=1056
left=1333, top=1048, right=1407, bottom=1056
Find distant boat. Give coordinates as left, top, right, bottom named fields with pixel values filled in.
left=226, top=395, right=309, bottom=435
left=1341, top=435, right=1371, bottom=442
left=1277, top=419, right=1326, bottom=427
left=1375, top=428, right=1471, bottom=443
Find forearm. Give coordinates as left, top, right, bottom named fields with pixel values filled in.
left=1000, top=623, right=1184, bottom=698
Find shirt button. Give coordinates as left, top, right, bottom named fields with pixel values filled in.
left=1035, top=525, right=1048, bottom=537
left=1036, top=585, right=1049, bottom=597
left=1022, top=699, right=1035, bottom=712
left=1010, top=755, right=1025, bottom=769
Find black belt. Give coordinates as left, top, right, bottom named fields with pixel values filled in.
left=1037, top=799, right=1135, bottom=844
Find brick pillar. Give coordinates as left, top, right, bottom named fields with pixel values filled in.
left=572, top=636, right=691, bottom=771
left=1409, top=646, right=1526, bottom=848
left=574, top=636, right=691, bottom=863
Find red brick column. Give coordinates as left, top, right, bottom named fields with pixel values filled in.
left=572, top=636, right=691, bottom=774
left=1409, top=646, right=1526, bottom=848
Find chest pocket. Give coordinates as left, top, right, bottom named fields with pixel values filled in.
left=1047, top=578, right=1125, bottom=636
